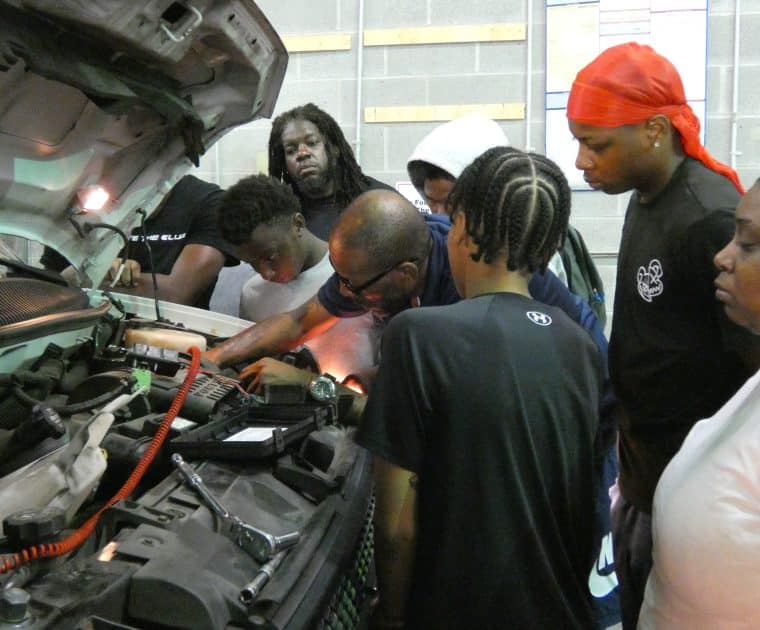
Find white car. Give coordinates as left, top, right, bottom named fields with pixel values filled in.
left=0, top=2, right=374, bottom=628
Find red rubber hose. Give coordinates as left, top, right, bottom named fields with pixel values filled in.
left=1, top=346, right=202, bottom=573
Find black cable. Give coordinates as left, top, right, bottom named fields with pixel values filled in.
left=67, top=215, right=86, bottom=239
left=136, top=208, right=164, bottom=322
left=78, top=221, right=133, bottom=308
left=106, top=293, right=127, bottom=317
left=11, top=376, right=134, bottom=414
left=84, top=223, right=132, bottom=285
left=1, top=372, right=51, bottom=387
left=82, top=222, right=129, bottom=255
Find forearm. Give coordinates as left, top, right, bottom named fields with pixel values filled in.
left=374, top=521, right=415, bottom=627
left=103, top=244, right=224, bottom=306
left=208, top=296, right=338, bottom=368
left=101, top=268, right=207, bottom=305
left=208, top=312, right=306, bottom=367
left=372, top=460, right=417, bottom=628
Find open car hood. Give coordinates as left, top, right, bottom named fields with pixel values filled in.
left=0, top=9, right=380, bottom=628
left=0, top=0, right=287, bottom=286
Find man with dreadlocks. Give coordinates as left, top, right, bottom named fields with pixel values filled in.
left=267, top=102, right=393, bottom=240
left=568, top=42, right=760, bottom=629
left=356, top=147, right=602, bottom=629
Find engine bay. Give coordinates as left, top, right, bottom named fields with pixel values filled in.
left=0, top=278, right=374, bottom=629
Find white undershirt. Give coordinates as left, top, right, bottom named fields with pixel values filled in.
left=239, top=253, right=332, bottom=322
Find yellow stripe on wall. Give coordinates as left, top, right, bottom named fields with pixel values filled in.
left=364, top=103, right=525, bottom=123
left=281, top=33, right=352, bottom=52
left=363, top=23, right=525, bottom=47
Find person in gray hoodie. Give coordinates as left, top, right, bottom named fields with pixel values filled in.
left=407, top=113, right=507, bottom=214
left=407, top=113, right=609, bottom=327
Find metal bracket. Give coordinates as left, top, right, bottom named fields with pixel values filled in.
left=160, top=3, right=203, bottom=43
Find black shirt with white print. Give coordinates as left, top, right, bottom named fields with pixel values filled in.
left=609, top=157, right=758, bottom=512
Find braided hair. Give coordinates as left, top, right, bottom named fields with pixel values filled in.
left=268, top=103, right=370, bottom=204
left=447, top=147, right=571, bottom=273
left=217, top=174, right=300, bottom=245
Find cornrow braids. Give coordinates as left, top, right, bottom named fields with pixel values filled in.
left=268, top=103, right=371, bottom=205
left=217, top=174, right=301, bottom=245
left=448, top=146, right=571, bottom=273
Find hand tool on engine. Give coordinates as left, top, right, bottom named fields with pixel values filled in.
left=239, top=549, right=288, bottom=606
left=170, top=454, right=300, bottom=562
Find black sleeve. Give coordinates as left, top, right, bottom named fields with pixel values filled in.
left=167, top=176, right=237, bottom=263
left=40, top=246, right=69, bottom=272
left=185, top=188, right=237, bottom=261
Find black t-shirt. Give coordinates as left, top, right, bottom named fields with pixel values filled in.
left=609, top=158, right=757, bottom=512
left=41, top=175, right=234, bottom=309
left=357, top=293, right=602, bottom=629
left=298, top=176, right=394, bottom=240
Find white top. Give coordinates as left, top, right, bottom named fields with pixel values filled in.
left=210, top=262, right=255, bottom=317
left=406, top=113, right=509, bottom=192
left=240, top=253, right=332, bottom=322
left=302, top=312, right=380, bottom=382
left=547, top=252, right=567, bottom=287
left=638, top=368, right=760, bottom=630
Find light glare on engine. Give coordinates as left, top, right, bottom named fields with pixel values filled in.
left=78, top=185, right=110, bottom=212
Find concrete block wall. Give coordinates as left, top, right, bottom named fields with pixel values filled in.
left=192, top=0, right=760, bottom=330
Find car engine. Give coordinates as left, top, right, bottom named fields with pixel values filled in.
left=0, top=276, right=375, bottom=629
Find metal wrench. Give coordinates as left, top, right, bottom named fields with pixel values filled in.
left=171, top=453, right=300, bottom=563
left=239, top=549, right=288, bottom=605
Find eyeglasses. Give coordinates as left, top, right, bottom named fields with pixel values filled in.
left=329, top=235, right=433, bottom=295
left=329, top=255, right=418, bottom=295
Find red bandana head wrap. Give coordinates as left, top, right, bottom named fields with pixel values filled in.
left=567, top=42, right=743, bottom=194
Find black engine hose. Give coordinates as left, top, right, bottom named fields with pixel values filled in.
left=12, top=376, right=135, bottom=414
left=0, top=372, right=52, bottom=388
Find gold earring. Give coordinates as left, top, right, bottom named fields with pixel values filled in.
left=654, top=141, right=661, bottom=148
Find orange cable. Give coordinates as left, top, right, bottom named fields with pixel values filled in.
left=1, top=346, right=202, bottom=573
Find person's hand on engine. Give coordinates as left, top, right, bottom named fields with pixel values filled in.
left=106, top=257, right=141, bottom=288
left=201, top=346, right=225, bottom=366
left=239, top=357, right=313, bottom=393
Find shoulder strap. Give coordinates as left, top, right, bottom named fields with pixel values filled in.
left=561, top=225, right=606, bottom=327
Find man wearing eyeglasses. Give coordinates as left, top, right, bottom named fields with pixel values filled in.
left=203, top=189, right=453, bottom=371
left=203, top=189, right=606, bottom=396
